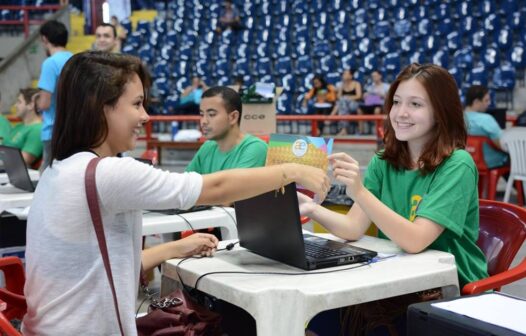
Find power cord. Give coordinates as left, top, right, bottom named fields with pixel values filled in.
left=193, top=260, right=373, bottom=290
left=217, top=206, right=237, bottom=225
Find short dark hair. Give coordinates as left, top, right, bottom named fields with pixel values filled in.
left=465, top=85, right=489, bottom=107
left=201, top=86, right=242, bottom=125
left=19, top=88, right=40, bottom=104
left=39, top=20, right=68, bottom=47
left=97, top=23, right=117, bottom=38
left=51, top=51, right=151, bottom=162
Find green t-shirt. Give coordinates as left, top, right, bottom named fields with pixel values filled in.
left=185, top=134, right=268, bottom=174
left=364, top=149, right=488, bottom=287
left=0, top=115, right=12, bottom=142
left=4, top=123, right=43, bottom=158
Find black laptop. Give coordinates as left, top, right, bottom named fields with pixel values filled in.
left=0, top=145, right=38, bottom=192
left=234, top=183, right=377, bottom=270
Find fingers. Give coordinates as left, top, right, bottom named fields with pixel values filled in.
left=328, top=152, right=358, bottom=165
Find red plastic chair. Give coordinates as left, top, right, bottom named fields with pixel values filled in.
left=462, top=199, right=526, bottom=295
left=465, top=135, right=514, bottom=201
left=0, top=256, right=26, bottom=335
left=140, top=149, right=158, bottom=166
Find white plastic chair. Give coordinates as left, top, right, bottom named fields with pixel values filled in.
left=502, top=127, right=526, bottom=203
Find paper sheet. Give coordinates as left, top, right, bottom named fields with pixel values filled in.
left=432, top=293, right=526, bottom=334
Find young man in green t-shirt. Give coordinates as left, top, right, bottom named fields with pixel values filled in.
left=5, top=88, right=43, bottom=165
left=185, top=86, right=268, bottom=174
left=0, top=92, right=12, bottom=142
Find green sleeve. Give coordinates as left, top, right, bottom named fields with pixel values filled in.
left=363, top=154, right=383, bottom=199
left=21, top=125, right=43, bottom=158
left=416, top=154, right=478, bottom=237
left=0, top=116, right=12, bottom=142
left=234, top=141, right=268, bottom=168
left=185, top=143, right=210, bottom=173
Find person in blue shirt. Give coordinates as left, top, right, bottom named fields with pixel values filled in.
left=464, top=85, right=508, bottom=168
left=37, top=20, right=73, bottom=171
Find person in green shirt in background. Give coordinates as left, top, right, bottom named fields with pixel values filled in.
left=0, top=92, right=13, bottom=142
left=302, top=64, right=488, bottom=336
left=186, top=86, right=268, bottom=174
left=4, top=88, right=43, bottom=165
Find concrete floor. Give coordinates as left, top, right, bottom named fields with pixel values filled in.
left=133, top=138, right=526, bottom=312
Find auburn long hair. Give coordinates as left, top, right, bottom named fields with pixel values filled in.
left=381, top=63, right=466, bottom=174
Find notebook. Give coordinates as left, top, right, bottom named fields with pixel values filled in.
left=0, top=145, right=38, bottom=192
left=234, top=183, right=377, bottom=270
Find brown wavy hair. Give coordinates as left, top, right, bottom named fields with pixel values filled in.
left=381, top=63, right=466, bottom=174
left=51, top=51, right=151, bottom=163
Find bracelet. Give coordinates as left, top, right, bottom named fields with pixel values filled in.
left=275, top=166, right=287, bottom=197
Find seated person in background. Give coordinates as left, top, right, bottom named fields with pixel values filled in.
left=303, top=74, right=337, bottom=135
left=216, top=0, right=242, bottom=34
left=186, top=86, right=267, bottom=174
left=110, top=16, right=127, bottom=52
left=330, top=69, right=362, bottom=135
left=0, top=92, right=12, bottom=142
left=4, top=88, right=43, bottom=165
left=177, top=76, right=208, bottom=115
left=302, top=64, right=488, bottom=336
left=94, top=23, right=119, bottom=53
left=357, top=69, right=390, bottom=134
left=464, top=85, right=508, bottom=168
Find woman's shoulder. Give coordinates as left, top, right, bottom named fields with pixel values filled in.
left=441, top=149, right=477, bottom=172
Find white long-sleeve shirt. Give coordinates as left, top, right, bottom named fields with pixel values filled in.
left=23, top=152, right=202, bottom=335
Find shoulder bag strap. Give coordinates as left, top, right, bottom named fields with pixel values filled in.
left=85, top=157, right=126, bottom=336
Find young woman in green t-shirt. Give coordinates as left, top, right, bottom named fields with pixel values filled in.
left=303, top=63, right=488, bottom=336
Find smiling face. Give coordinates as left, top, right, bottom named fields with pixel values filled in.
left=199, top=95, right=238, bottom=140
left=389, top=78, right=436, bottom=158
left=103, top=74, right=149, bottom=155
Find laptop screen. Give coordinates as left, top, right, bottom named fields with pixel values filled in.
left=0, top=145, right=35, bottom=192
left=234, top=183, right=309, bottom=268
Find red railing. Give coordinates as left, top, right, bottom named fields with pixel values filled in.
left=143, top=115, right=387, bottom=144
left=0, top=5, right=62, bottom=37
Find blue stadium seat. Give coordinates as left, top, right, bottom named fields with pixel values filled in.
left=417, top=19, right=431, bottom=36
left=484, top=13, right=500, bottom=36
left=357, top=38, right=372, bottom=56
left=320, top=55, right=337, bottom=74
left=153, top=60, right=170, bottom=79
left=362, top=53, right=379, bottom=72
left=378, top=37, right=396, bottom=55
left=395, top=7, right=407, bottom=20
left=436, top=18, right=453, bottom=37
left=454, top=48, right=474, bottom=70
left=354, top=8, right=368, bottom=25
left=215, top=59, right=230, bottom=77
left=326, top=72, right=341, bottom=86
left=154, top=77, right=171, bottom=98
left=432, top=49, right=449, bottom=68
left=293, top=41, right=310, bottom=59
left=233, top=58, right=250, bottom=77
left=466, top=65, right=489, bottom=87
left=281, top=74, right=296, bottom=92
left=273, top=42, right=291, bottom=59
left=383, top=52, right=401, bottom=79
left=412, top=5, right=429, bottom=22
left=195, top=60, right=211, bottom=77
left=499, top=0, right=518, bottom=16
left=296, top=56, right=313, bottom=76
left=334, top=38, right=352, bottom=57
left=374, top=7, right=389, bottom=21
left=277, top=93, right=293, bottom=115
left=354, top=23, right=369, bottom=40
left=409, top=50, right=426, bottom=64
left=508, top=10, right=526, bottom=32
left=483, top=45, right=500, bottom=69
left=447, top=31, right=462, bottom=51
left=373, top=21, right=391, bottom=40
left=492, top=63, right=516, bottom=90
left=453, top=1, right=471, bottom=19
left=448, top=67, right=464, bottom=88
left=460, top=16, right=478, bottom=37
left=497, top=27, right=513, bottom=51
left=172, top=60, right=189, bottom=78
left=471, top=30, right=487, bottom=53
left=341, top=54, right=359, bottom=71
left=256, top=57, right=272, bottom=77
left=394, top=20, right=411, bottom=38
left=313, top=41, right=331, bottom=58
left=510, top=43, right=526, bottom=69
left=401, top=35, right=417, bottom=55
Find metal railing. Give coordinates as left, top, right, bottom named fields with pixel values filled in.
left=0, top=5, right=62, bottom=37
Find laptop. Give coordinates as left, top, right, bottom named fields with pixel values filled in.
left=234, top=183, right=377, bottom=270
left=0, top=145, right=38, bottom=192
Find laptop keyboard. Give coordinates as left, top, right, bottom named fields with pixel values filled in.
left=304, top=240, right=350, bottom=259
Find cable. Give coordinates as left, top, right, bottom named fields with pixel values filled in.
left=193, top=260, right=373, bottom=290
left=218, top=206, right=237, bottom=226
left=174, top=213, right=196, bottom=232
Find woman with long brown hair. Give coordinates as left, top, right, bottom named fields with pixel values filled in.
left=303, top=63, right=488, bottom=335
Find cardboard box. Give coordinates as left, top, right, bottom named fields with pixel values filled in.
left=240, top=88, right=282, bottom=136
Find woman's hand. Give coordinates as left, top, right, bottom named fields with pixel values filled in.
left=289, top=164, right=331, bottom=203
left=329, top=152, right=364, bottom=200
left=297, top=192, right=318, bottom=216
left=174, top=233, right=219, bottom=257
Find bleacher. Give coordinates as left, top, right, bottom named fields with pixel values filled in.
left=118, top=0, right=526, bottom=117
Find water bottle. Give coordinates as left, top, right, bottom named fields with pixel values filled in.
left=171, top=121, right=179, bottom=141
